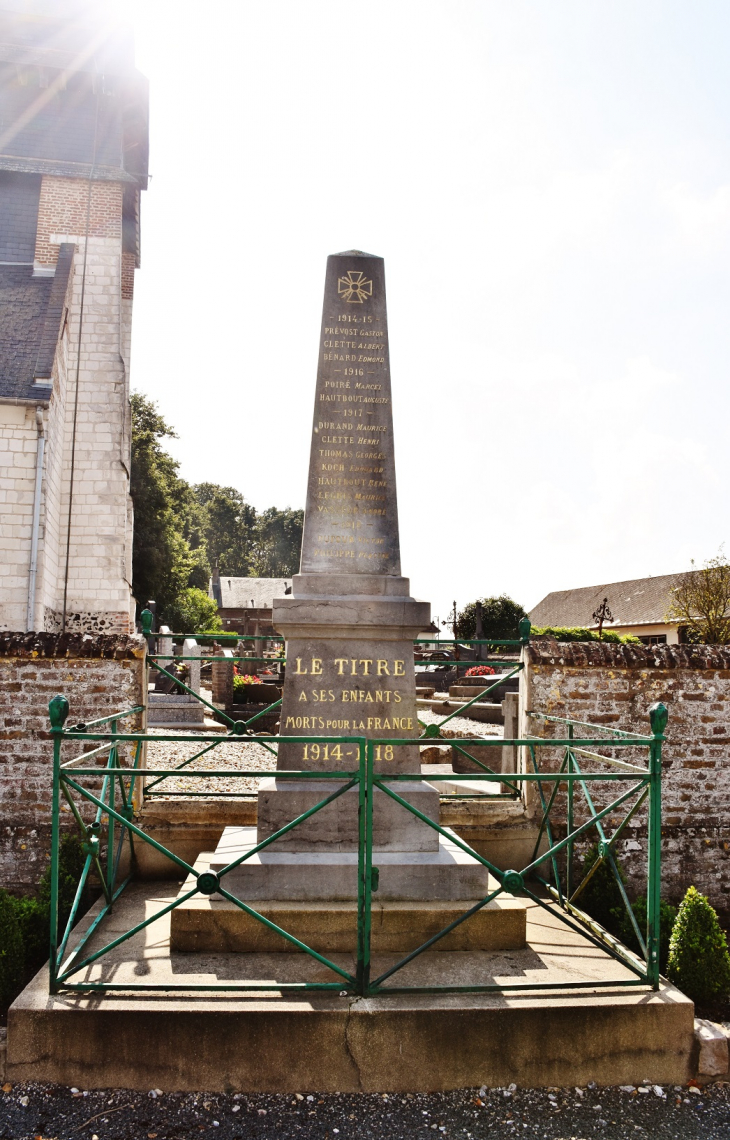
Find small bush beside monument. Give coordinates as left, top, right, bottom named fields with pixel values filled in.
left=0, top=835, right=85, bottom=1012
left=667, top=886, right=730, bottom=1006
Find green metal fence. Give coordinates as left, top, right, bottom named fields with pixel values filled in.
left=142, top=623, right=528, bottom=796
left=47, top=687, right=666, bottom=998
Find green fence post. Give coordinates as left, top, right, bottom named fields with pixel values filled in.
left=566, top=725, right=575, bottom=899
left=519, top=617, right=531, bottom=644
left=355, top=739, right=373, bottom=996
left=107, top=718, right=118, bottom=903
left=140, top=607, right=153, bottom=647
left=356, top=738, right=368, bottom=996
left=647, top=701, right=667, bottom=989
left=48, top=695, right=69, bottom=993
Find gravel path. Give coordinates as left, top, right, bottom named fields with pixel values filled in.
left=146, top=731, right=278, bottom=798
left=418, top=705, right=503, bottom=740
left=146, top=714, right=500, bottom=800
left=2, top=1080, right=729, bottom=1139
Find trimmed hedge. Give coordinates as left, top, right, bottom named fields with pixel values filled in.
left=532, top=626, right=642, bottom=645
left=667, top=886, right=730, bottom=1003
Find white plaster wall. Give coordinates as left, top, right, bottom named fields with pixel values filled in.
left=48, top=235, right=134, bottom=629
left=2, top=177, right=138, bottom=633
left=611, top=623, right=680, bottom=645
left=0, top=404, right=41, bottom=630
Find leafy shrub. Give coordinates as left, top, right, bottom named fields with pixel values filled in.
left=577, top=845, right=627, bottom=933
left=617, top=896, right=678, bottom=975
left=667, top=886, right=730, bottom=1003
left=0, top=834, right=88, bottom=1011
left=0, top=889, right=24, bottom=1008
left=162, top=587, right=222, bottom=634
left=464, top=665, right=496, bottom=677
left=532, top=626, right=641, bottom=645
left=576, top=845, right=677, bottom=972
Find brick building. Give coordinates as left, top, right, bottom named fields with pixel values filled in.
left=211, top=574, right=292, bottom=636
left=0, top=3, right=148, bottom=633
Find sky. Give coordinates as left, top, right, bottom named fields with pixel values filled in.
left=120, top=0, right=729, bottom=626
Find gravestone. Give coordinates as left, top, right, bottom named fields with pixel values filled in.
left=211, top=253, right=490, bottom=901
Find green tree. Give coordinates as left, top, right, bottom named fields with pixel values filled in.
left=163, top=587, right=222, bottom=633
left=193, top=483, right=257, bottom=577
left=251, top=506, right=304, bottom=577
left=454, top=595, right=528, bottom=640
left=667, top=551, right=730, bottom=644
left=130, top=393, right=196, bottom=615
left=131, top=396, right=305, bottom=625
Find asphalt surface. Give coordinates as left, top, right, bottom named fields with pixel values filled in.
left=2, top=1081, right=729, bottom=1140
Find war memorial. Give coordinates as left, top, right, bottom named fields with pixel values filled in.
left=6, top=254, right=697, bottom=1092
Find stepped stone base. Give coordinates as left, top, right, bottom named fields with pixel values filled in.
left=170, top=860, right=527, bottom=953
left=7, top=881, right=696, bottom=1092
left=209, top=826, right=490, bottom=901
left=256, top=779, right=440, bottom=852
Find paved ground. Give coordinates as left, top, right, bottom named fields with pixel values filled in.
left=1, top=1081, right=729, bottom=1139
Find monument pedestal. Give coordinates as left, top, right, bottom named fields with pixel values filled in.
left=208, top=825, right=491, bottom=901
left=170, top=849, right=527, bottom=952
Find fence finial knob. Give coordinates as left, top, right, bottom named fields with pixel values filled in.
left=49, top=694, right=69, bottom=729
left=648, top=701, right=668, bottom=736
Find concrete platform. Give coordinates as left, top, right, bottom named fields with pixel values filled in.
left=170, top=856, right=527, bottom=952
left=417, top=698, right=503, bottom=724
left=424, top=763, right=507, bottom=796
left=441, top=798, right=551, bottom=873
left=135, top=799, right=257, bottom=879
left=7, top=880, right=695, bottom=1092
left=209, top=825, right=491, bottom=901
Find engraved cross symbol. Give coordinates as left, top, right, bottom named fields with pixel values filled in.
left=337, top=271, right=373, bottom=304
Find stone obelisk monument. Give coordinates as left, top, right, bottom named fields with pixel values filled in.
left=211, top=252, right=489, bottom=901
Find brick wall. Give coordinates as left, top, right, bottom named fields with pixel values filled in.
left=524, top=639, right=730, bottom=916
left=121, top=250, right=135, bottom=300
left=0, top=632, right=145, bottom=892
left=34, top=177, right=122, bottom=268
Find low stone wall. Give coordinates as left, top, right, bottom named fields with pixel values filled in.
left=524, top=640, right=730, bottom=916
left=0, top=632, right=146, bottom=892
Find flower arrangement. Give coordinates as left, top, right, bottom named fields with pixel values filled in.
left=464, top=665, right=496, bottom=677
left=233, top=673, right=263, bottom=700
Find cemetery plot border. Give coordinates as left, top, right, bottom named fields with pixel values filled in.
left=44, top=694, right=667, bottom=999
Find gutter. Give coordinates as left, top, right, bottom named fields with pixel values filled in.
left=26, top=406, right=45, bottom=632
left=0, top=395, right=51, bottom=407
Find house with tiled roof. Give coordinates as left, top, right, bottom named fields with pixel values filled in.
left=210, top=574, right=292, bottom=637
left=529, top=572, right=691, bottom=645
left=0, top=4, right=148, bottom=632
